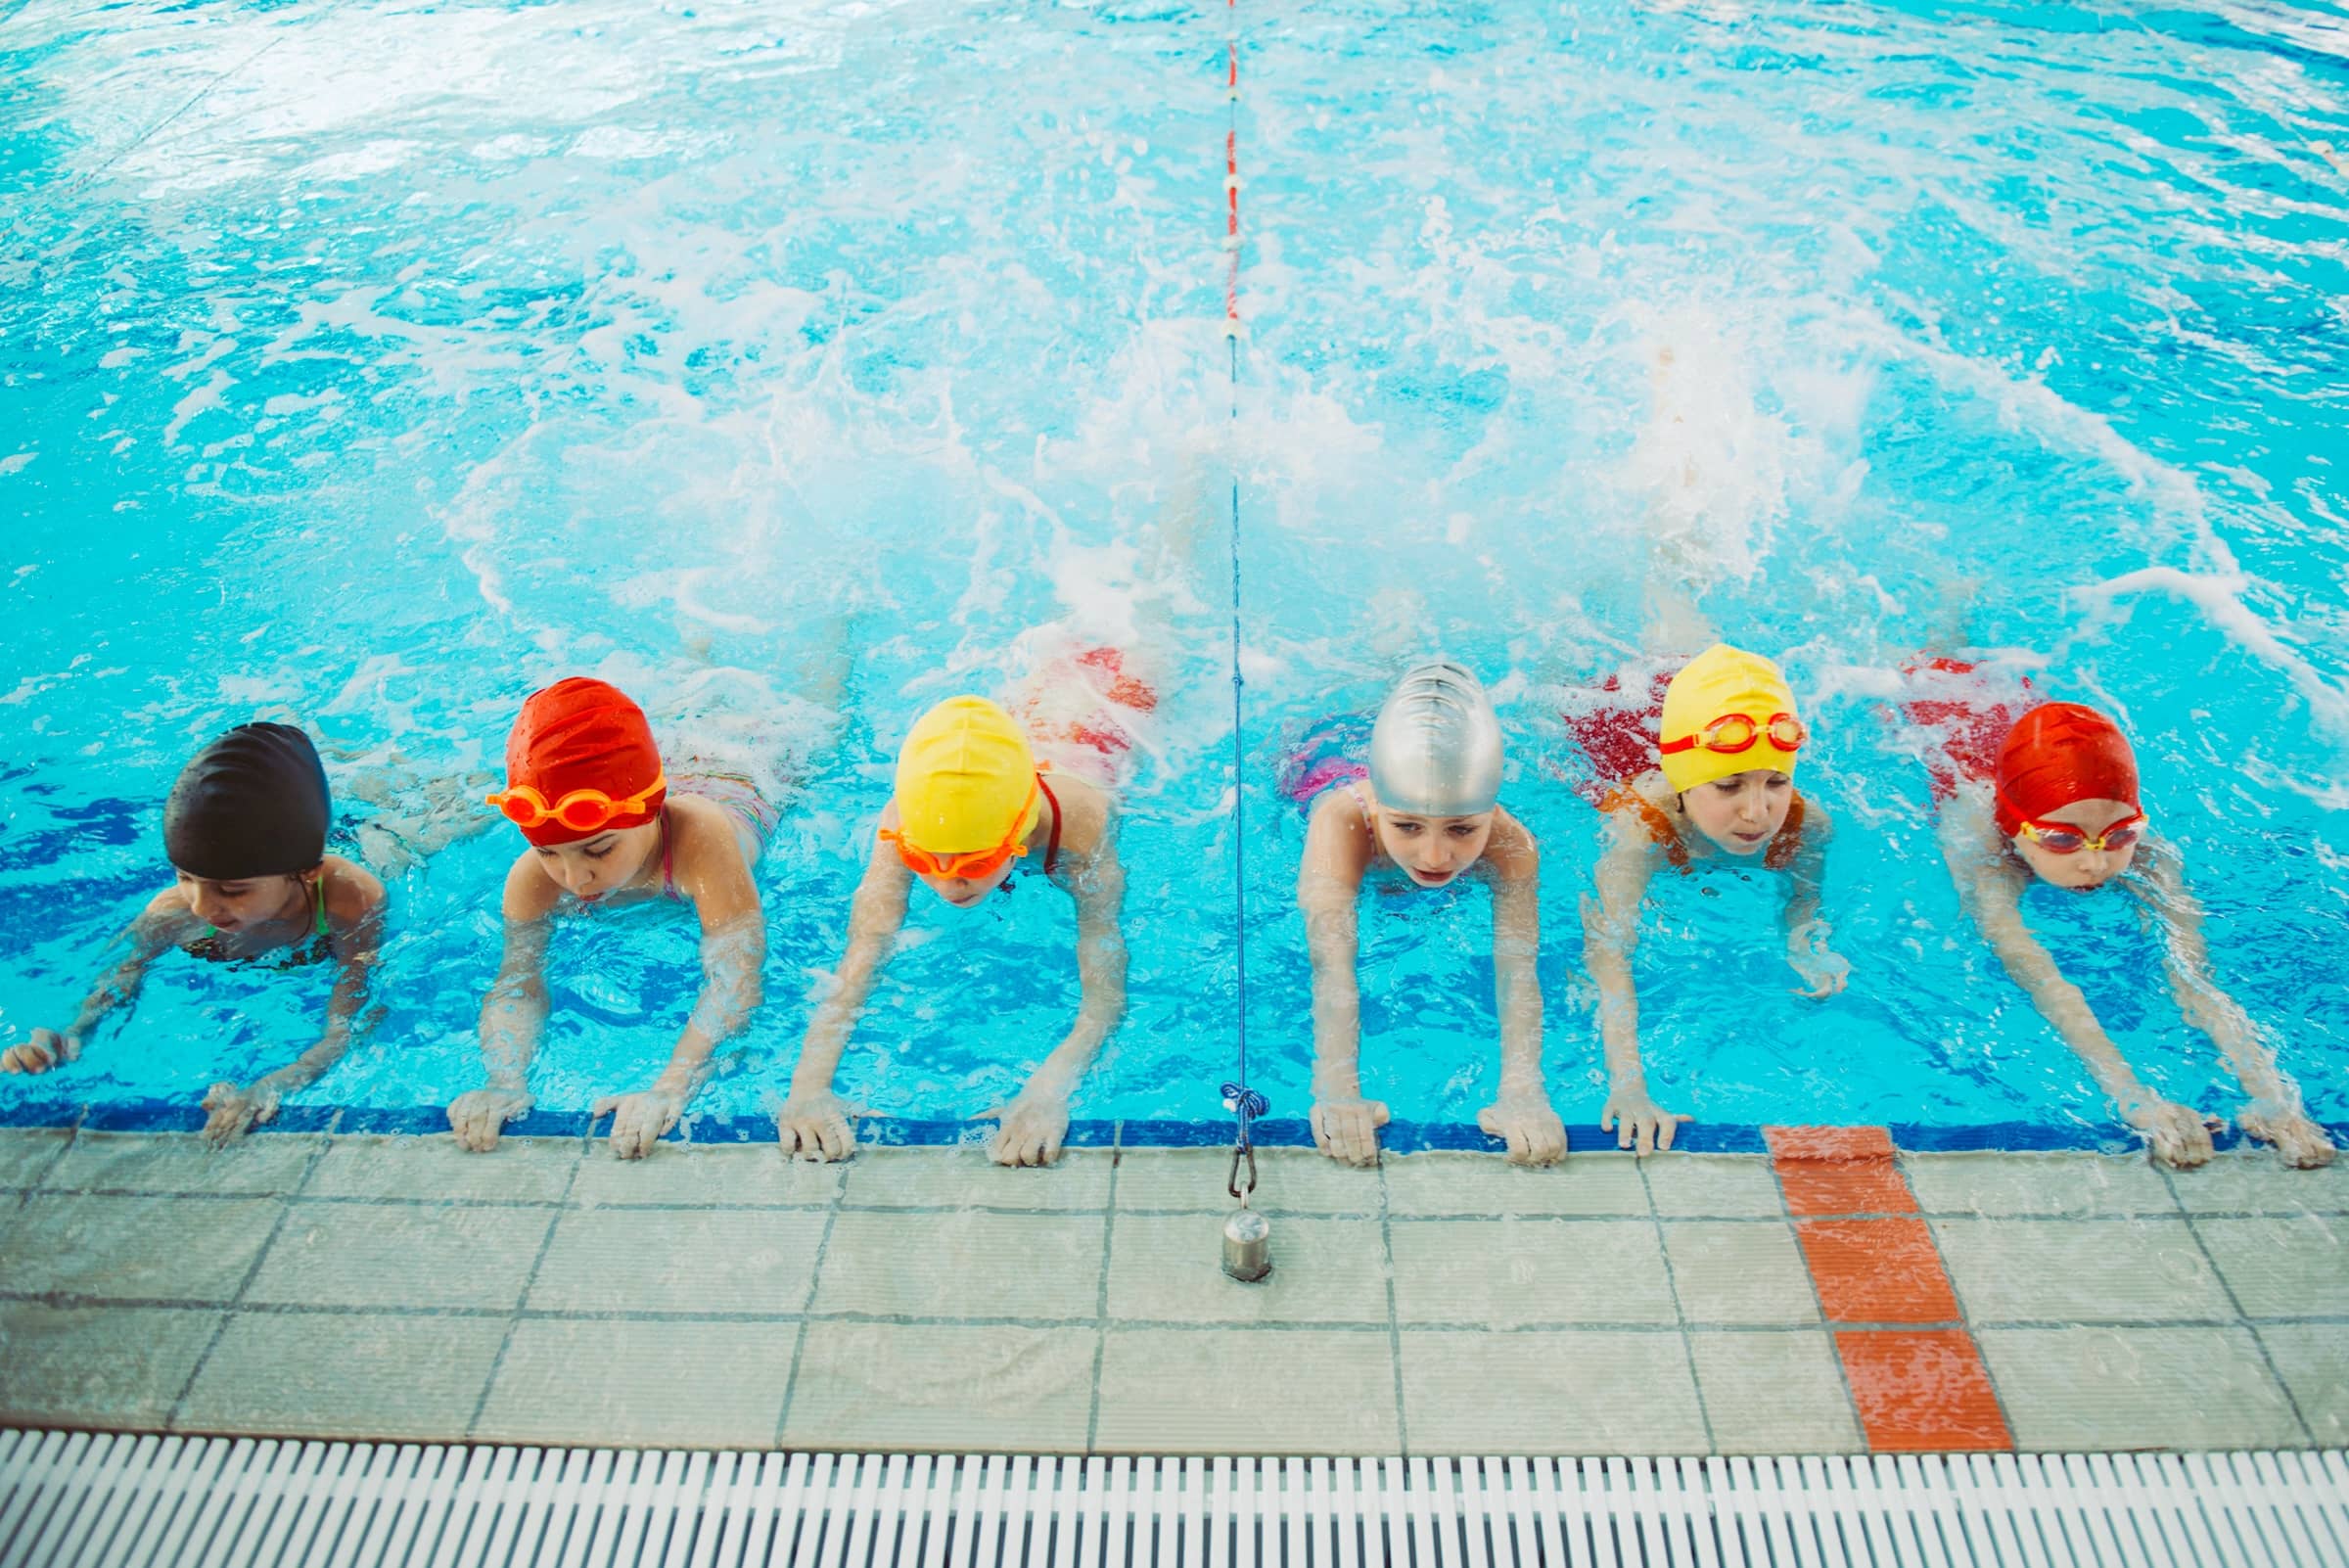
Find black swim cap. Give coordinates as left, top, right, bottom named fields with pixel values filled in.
left=162, top=722, right=331, bottom=880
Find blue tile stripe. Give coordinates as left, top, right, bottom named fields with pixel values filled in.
left=4, top=1094, right=2340, bottom=1157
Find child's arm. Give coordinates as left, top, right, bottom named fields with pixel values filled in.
left=1583, top=807, right=1690, bottom=1153
left=448, top=857, right=559, bottom=1152
left=1477, top=816, right=1566, bottom=1165
left=1779, top=803, right=1849, bottom=998
left=2137, top=846, right=2334, bottom=1169
left=1300, top=793, right=1382, bottom=1165
left=777, top=827, right=912, bottom=1161
left=201, top=866, right=387, bottom=1145
left=595, top=806, right=767, bottom=1160
left=1, top=892, right=192, bottom=1076
left=1938, top=802, right=2215, bottom=1167
left=982, top=820, right=1129, bottom=1168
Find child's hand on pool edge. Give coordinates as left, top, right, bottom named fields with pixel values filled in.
left=978, top=1088, right=1070, bottom=1168
left=448, top=1085, right=535, bottom=1152
left=594, top=1087, right=683, bottom=1160
left=2121, top=1094, right=2218, bottom=1170
left=1, top=1028, right=81, bottom=1075
left=1601, top=1084, right=1691, bottom=1155
left=2237, top=1102, right=2337, bottom=1170
left=1310, top=1095, right=1390, bottom=1168
left=201, top=1078, right=281, bottom=1146
left=1477, top=1094, right=1568, bottom=1166
left=776, top=1089, right=867, bottom=1162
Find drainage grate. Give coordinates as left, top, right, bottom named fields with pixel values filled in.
left=3, top=1430, right=2345, bottom=1567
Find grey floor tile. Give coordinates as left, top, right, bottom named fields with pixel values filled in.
left=246, top=1202, right=547, bottom=1311
left=1977, top=1326, right=2306, bottom=1450
left=1106, top=1215, right=1388, bottom=1326
left=1642, top=1155, right=1786, bottom=1219
left=1115, top=1149, right=1379, bottom=1215
left=1933, top=1219, right=2234, bottom=1323
left=1399, top=1330, right=1708, bottom=1453
left=2192, top=1216, right=2349, bottom=1317
left=304, top=1133, right=578, bottom=1204
left=1690, top=1331, right=1863, bottom=1453
left=2167, top=1153, right=2349, bottom=1215
left=0, top=1304, right=222, bottom=1428
left=2, top=1194, right=281, bottom=1303
left=476, top=1318, right=793, bottom=1447
left=0, top=1130, right=73, bottom=1189
left=784, top=1321, right=1096, bottom=1452
left=2254, top=1324, right=2349, bottom=1444
left=1389, top=1219, right=1675, bottom=1327
left=529, top=1209, right=828, bottom=1315
left=1664, top=1222, right=1818, bottom=1326
left=810, top=1210, right=1103, bottom=1321
left=42, top=1131, right=320, bottom=1198
left=570, top=1143, right=842, bottom=1210
left=1384, top=1153, right=1647, bottom=1218
left=1096, top=1328, right=1399, bottom=1453
left=843, top=1147, right=1111, bottom=1212
left=1901, top=1153, right=2180, bottom=1219
left=175, top=1312, right=504, bottom=1440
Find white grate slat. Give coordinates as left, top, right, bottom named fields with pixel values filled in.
left=7, top=1432, right=2349, bottom=1566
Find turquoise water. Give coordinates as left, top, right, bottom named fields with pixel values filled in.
left=2, top=0, right=2346, bottom=1141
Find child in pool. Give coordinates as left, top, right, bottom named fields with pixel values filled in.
left=447, top=677, right=783, bottom=1160
left=1909, top=663, right=2333, bottom=1169
left=1572, top=643, right=1846, bottom=1153
left=1, top=723, right=386, bottom=1145
left=778, top=640, right=1152, bottom=1167
left=1292, top=661, right=1563, bottom=1168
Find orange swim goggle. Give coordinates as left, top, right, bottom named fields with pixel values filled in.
left=1658, top=712, right=1808, bottom=760
left=877, top=779, right=1039, bottom=881
left=2013, top=810, right=2146, bottom=855
left=487, top=770, right=668, bottom=833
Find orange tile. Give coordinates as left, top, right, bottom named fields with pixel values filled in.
left=1796, top=1219, right=1960, bottom=1324
left=1835, top=1329, right=2013, bottom=1453
left=1774, top=1157, right=1917, bottom=1218
left=1765, top=1126, right=1895, bottom=1162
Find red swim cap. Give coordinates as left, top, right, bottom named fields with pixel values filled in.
left=503, top=678, right=666, bottom=847
left=1994, top=702, right=2138, bottom=836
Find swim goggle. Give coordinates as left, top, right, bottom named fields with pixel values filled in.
left=877, top=779, right=1039, bottom=881
left=486, top=770, right=668, bottom=833
left=1658, top=712, right=1808, bottom=760
left=2013, top=810, right=2146, bottom=855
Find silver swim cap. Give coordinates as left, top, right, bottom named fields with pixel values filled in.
left=1368, top=660, right=1503, bottom=817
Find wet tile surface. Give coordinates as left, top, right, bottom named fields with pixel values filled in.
left=1384, top=1153, right=1648, bottom=1218
left=1097, top=1328, right=1399, bottom=1454
left=0, top=1304, right=222, bottom=1428
left=2, top=1131, right=2341, bottom=1454
left=1389, top=1219, right=1675, bottom=1327
left=1933, top=1218, right=2233, bottom=1322
left=176, top=1313, right=506, bottom=1439
left=1398, top=1330, right=1708, bottom=1453
left=785, top=1321, right=1096, bottom=1452
left=0, top=1130, right=72, bottom=1189
left=2165, top=1154, right=2349, bottom=1215
left=1976, top=1325, right=2305, bottom=1450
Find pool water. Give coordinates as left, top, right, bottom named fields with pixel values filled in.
left=3, top=0, right=2346, bottom=1141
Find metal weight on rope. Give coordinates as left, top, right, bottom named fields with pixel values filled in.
left=1220, top=1083, right=1272, bottom=1281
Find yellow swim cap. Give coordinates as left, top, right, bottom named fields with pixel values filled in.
left=894, top=697, right=1042, bottom=853
left=1657, top=643, right=1804, bottom=794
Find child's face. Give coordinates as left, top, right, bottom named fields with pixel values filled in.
left=533, top=820, right=663, bottom=902
left=1681, top=769, right=1794, bottom=854
left=919, top=861, right=1016, bottom=908
left=176, top=870, right=311, bottom=931
left=1374, top=809, right=1495, bottom=886
left=2011, top=797, right=2141, bottom=892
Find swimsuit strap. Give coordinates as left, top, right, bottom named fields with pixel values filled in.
left=659, top=806, right=680, bottom=900
left=312, top=876, right=329, bottom=940
left=1599, top=783, right=1691, bottom=872
left=1037, top=775, right=1063, bottom=876
left=1764, top=791, right=1808, bottom=872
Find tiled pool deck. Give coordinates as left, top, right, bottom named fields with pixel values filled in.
left=1, top=1128, right=2342, bottom=1456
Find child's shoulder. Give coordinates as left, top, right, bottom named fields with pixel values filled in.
left=320, top=854, right=386, bottom=921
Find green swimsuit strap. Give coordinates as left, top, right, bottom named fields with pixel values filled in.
left=204, top=878, right=328, bottom=944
